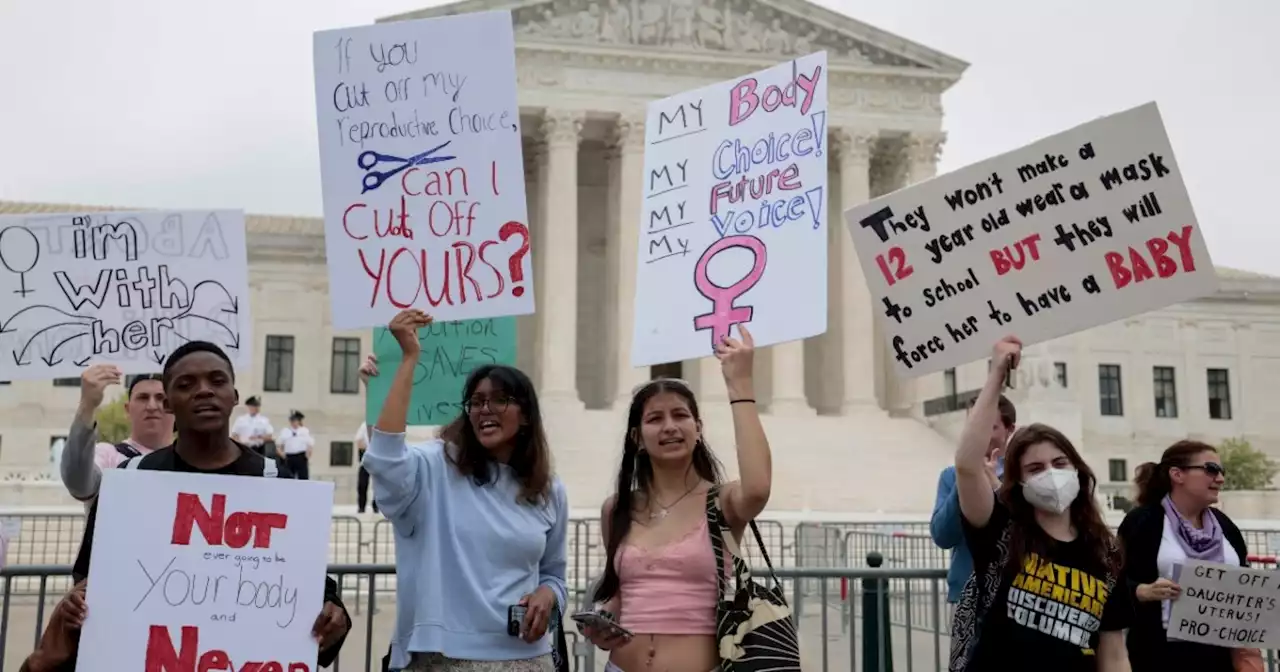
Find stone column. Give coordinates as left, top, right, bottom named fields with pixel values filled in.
left=609, top=112, right=650, bottom=407
left=834, top=129, right=878, bottom=412
left=518, top=139, right=545, bottom=379
left=885, top=132, right=946, bottom=416
left=535, top=109, right=585, bottom=406
left=770, top=341, right=812, bottom=414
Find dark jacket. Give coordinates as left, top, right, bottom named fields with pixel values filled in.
left=1117, top=502, right=1248, bottom=672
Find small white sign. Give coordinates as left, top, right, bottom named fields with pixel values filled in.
left=313, top=11, right=533, bottom=329
left=0, top=210, right=251, bottom=380
left=76, top=470, right=335, bottom=671
left=843, top=102, right=1217, bottom=378
left=1168, top=560, right=1278, bottom=649
left=631, top=53, right=829, bottom=367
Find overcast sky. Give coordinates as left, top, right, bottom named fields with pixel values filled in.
left=0, top=0, right=1274, bottom=274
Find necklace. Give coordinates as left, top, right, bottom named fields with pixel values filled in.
left=649, top=482, right=698, bottom=520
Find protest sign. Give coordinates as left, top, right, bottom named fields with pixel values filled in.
left=1168, top=560, right=1279, bottom=649
left=313, top=11, right=533, bottom=330
left=366, top=317, right=516, bottom=426
left=0, top=210, right=251, bottom=381
left=631, top=53, right=828, bottom=367
left=76, top=469, right=334, bottom=672
left=843, top=102, right=1217, bottom=378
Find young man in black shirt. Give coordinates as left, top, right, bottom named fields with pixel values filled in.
left=69, top=340, right=351, bottom=669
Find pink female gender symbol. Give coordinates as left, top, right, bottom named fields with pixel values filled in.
left=692, top=234, right=767, bottom=349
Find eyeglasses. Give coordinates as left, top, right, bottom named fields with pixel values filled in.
left=630, top=377, right=693, bottom=396
left=463, top=395, right=513, bottom=414
left=1181, top=462, right=1227, bottom=478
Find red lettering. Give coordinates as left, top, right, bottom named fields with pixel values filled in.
left=1166, top=224, right=1198, bottom=273
left=400, top=166, right=470, bottom=198
left=989, top=234, right=1043, bottom=277
left=145, top=625, right=310, bottom=672
left=170, top=493, right=288, bottom=549
left=477, top=240, right=506, bottom=299
left=1104, top=226, right=1200, bottom=290
left=727, top=66, right=822, bottom=124
left=1105, top=251, right=1131, bottom=289
left=421, top=249, right=454, bottom=308
left=453, top=241, right=482, bottom=303
left=728, top=78, right=758, bottom=126
left=359, top=248, right=386, bottom=307
left=386, top=248, right=423, bottom=309
left=342, top=204, right=368, bottom=241
left=372, top=195, right=414, bottom=239
left=1129, top=247, right=1155, bottom=283
left=147, top=624, right=195, bottom=672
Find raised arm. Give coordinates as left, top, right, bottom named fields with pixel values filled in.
left=715, top=326, right=771, bottom=530
left=60, top=365, right=122, bottom=501
left=364, top=310, right=434, bottom=533
left=956, top=337, right=1021, bottom=529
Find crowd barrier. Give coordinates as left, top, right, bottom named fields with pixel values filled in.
left=1, top=514, right=1278, bottom=671
left=2, top=561, right=1280, bottom=672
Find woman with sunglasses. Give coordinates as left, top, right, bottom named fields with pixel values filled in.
left=1118, top=441, right=1253, bottom=672
left=581, top=326, right=773, bottom=672
left=363, top=309, right=569, bottom=672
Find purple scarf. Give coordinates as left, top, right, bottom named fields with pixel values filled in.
left=1161, top=495, right=1225, bottom=562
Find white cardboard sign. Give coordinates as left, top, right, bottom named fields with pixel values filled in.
left=0, top=210, right=251, bottom=381
left=631, top=53, right=828, bottom=367
left=313, top=11, right=534, bottom=330
left=1168, top=560, right=1278, bottom=649
left=843, top=102, right=1217, bottom=378
left=76, top=469, right=335, bottom=672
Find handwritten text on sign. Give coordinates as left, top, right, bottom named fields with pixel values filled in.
left=0, top=210, right=251, bottom=381
left=843, top=102, right=1217, bottom=378
left=1168, top=561, right=1280, bottom=649
left=313, top=11, right=533, bottom=330
left=366, top=317, right=516, bottom=426
left=631, top=53, right=828, bottom=367
left=76, top=470, right=334, bottom=672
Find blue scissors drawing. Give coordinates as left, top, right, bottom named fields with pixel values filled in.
left=357, top=141, right=456, bottom=193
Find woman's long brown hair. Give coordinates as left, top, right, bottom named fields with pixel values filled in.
left=998, top=423, right=1121, bottom=578
left=439, top=364, right=552, bottom=505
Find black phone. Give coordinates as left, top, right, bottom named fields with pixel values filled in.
left=508, top=605, right=527, bottom=637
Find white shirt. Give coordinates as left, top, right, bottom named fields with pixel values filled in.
left=355, top=422, right=369, bottom=446
left=1157, top=514, right=1240, bottom=628
left=231, top=413, right=274, bottom=447
left=278, top=426, right=314, bottom=455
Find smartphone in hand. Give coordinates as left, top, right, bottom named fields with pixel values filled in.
left=571, top=610, right=634, bottom=639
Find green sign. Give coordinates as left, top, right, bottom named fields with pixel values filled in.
left=366, top=317, right=517, bottom=426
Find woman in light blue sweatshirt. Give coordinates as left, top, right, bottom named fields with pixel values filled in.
left=363, top=309, right=569, bottom=672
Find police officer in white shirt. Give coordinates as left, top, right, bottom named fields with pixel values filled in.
left=278, top=410, right=314, bottom=480
left=230, top=396, right=274, bottom=456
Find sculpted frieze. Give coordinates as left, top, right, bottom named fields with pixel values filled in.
left=513, top=0, right=927, bottom=66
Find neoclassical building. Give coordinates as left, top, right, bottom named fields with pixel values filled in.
left=3, top=0, right=1279, bottom=516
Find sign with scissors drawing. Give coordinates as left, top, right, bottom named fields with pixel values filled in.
left=0, top=210, right=251, bottom=381
left=313, top=11, right=533, bottom=329
left=631, top=54, right=829, bottom=367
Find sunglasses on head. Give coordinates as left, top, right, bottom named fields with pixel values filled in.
left=1179, top=462, right=1226, bottom=478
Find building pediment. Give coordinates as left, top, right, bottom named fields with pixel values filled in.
left=381, top=0, right=967, bottom=73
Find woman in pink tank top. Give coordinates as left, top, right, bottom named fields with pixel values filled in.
left=578, top=326, right=773, bottom=672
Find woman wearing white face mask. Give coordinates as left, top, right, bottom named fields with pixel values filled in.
left=949, top=336, right=1132, bottom=672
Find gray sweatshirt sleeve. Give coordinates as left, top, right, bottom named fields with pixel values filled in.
left=61, top=417, right=104, bottom=501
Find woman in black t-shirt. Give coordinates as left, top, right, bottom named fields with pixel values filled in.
left=950, top=337, right=1132, bottom=672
